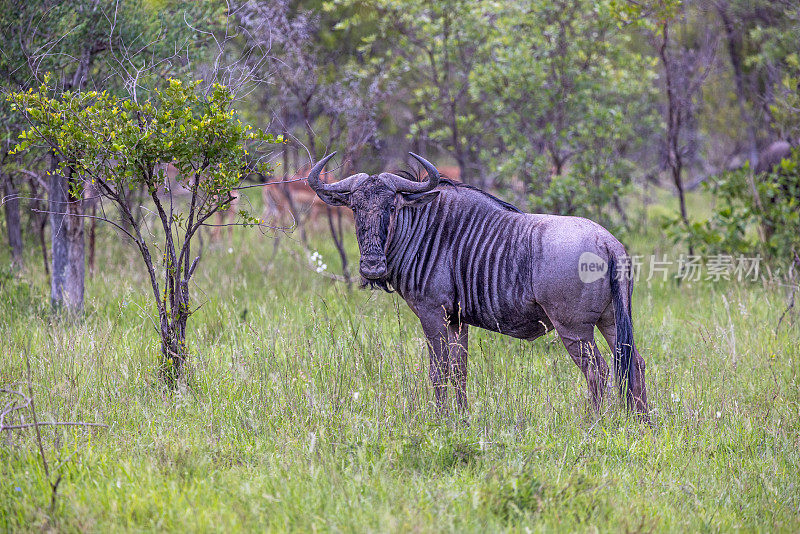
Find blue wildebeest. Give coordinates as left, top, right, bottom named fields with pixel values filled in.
left=307, top=153, right=650, bottom=419
left=753, top=139, right=797, bottom=175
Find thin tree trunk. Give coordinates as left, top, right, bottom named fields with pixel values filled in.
left=49, top=155, right=68, bottom=307
left=65, top=172, right=85, bottom=311
left=325, top=205, right=352, bottom=287
left=119, top=186, right=133, bottom=233
left=39, top=216, right=49, bottom=278
left=2, top=172, right=23, bottom=267
left=30, top=179, right=50, bottom=279
left=88, top=203, right=97, bottom=278
left=282, top=140, right=290, bottom=178
left=716, top=1, right=764, bottom=220
left=28, top=178, right=50, bottom=278
left=660, top=22, right=693, bottom=256
left=49, top=155, right=84, bottom=313
left=716, top=2, right=759, bottom=169
left=302, top=110, right=351, bottom=283
left=327, top=151, right=351, bottom=286
left=281, top=140, right=307, bottom=244
left=672, top=164, right=689, bottom=226
left=326, top=205, right=350, bottom=286
left=613, top=194, right=629, bottom=229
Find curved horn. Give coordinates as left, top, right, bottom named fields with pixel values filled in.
left=389, top=152, right=440, bottom=193
left=306, top=152, right=368, bottom=194
left=326, top=172, right=369, bottom=192
left=306, top=152, right=337, bottom=194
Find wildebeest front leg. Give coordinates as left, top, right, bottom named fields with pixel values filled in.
left=418, top=310, right=468, bottom=414
left=449, top=324, right=469, bottom=413
left=421, top=322, right=450, bottom=413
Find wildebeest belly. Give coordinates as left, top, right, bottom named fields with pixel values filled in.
left=451, top=225, right=551, bottom=340
left=460, top=300, right=553, bottom=340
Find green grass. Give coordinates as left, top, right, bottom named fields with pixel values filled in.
left=1, top=190, right=799, bottom=532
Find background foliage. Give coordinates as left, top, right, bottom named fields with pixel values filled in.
left=1, top=0, right=799, bottom=531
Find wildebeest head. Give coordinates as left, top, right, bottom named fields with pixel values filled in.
left=307, top=152, right=440, bottom=282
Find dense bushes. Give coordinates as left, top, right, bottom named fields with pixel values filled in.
left=664, top=148, right=800, bottom=261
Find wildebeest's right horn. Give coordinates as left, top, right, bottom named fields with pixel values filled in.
left=306, top=153, right=336, bottom=194
left=306, top=152, right=367, bottom=194
left=390, top=152, right=440, bottom=193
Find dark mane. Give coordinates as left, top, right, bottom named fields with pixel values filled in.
left=394, top=169, right=522, bottom=213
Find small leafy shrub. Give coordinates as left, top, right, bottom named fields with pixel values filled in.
left=538, top=169, right=630, bottom=234
left=663, top=148, right=800, bottom=260
left=9, top=78, right=280, bottom=382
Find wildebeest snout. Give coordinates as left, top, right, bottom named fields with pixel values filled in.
left=360, top=255, right=387, bottom=279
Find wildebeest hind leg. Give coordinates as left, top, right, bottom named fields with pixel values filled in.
left=597, top=306, right=617, bottom=396
left=552, top=322, right=609, bottom=413
left=598, top=306, right=651, bottom=419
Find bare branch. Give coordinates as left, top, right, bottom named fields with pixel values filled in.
left=31, top=206, right=137, bottom=243
left=3, top=422, right=110, bottom=430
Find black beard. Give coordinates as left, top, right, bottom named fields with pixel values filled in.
left=360, top=277, right=394, bottom=293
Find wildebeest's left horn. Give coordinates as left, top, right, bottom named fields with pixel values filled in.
left=389, top=152, right=440, bottom=193
left=306, top=152, right=368, bottom=194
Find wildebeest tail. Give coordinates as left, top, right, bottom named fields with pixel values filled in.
left=608, top=255, right=634, bottom=404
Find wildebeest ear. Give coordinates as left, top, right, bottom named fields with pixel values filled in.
left=316, top=191, right=349, bottom=206
left=400, top=191, right=439, bottom=207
